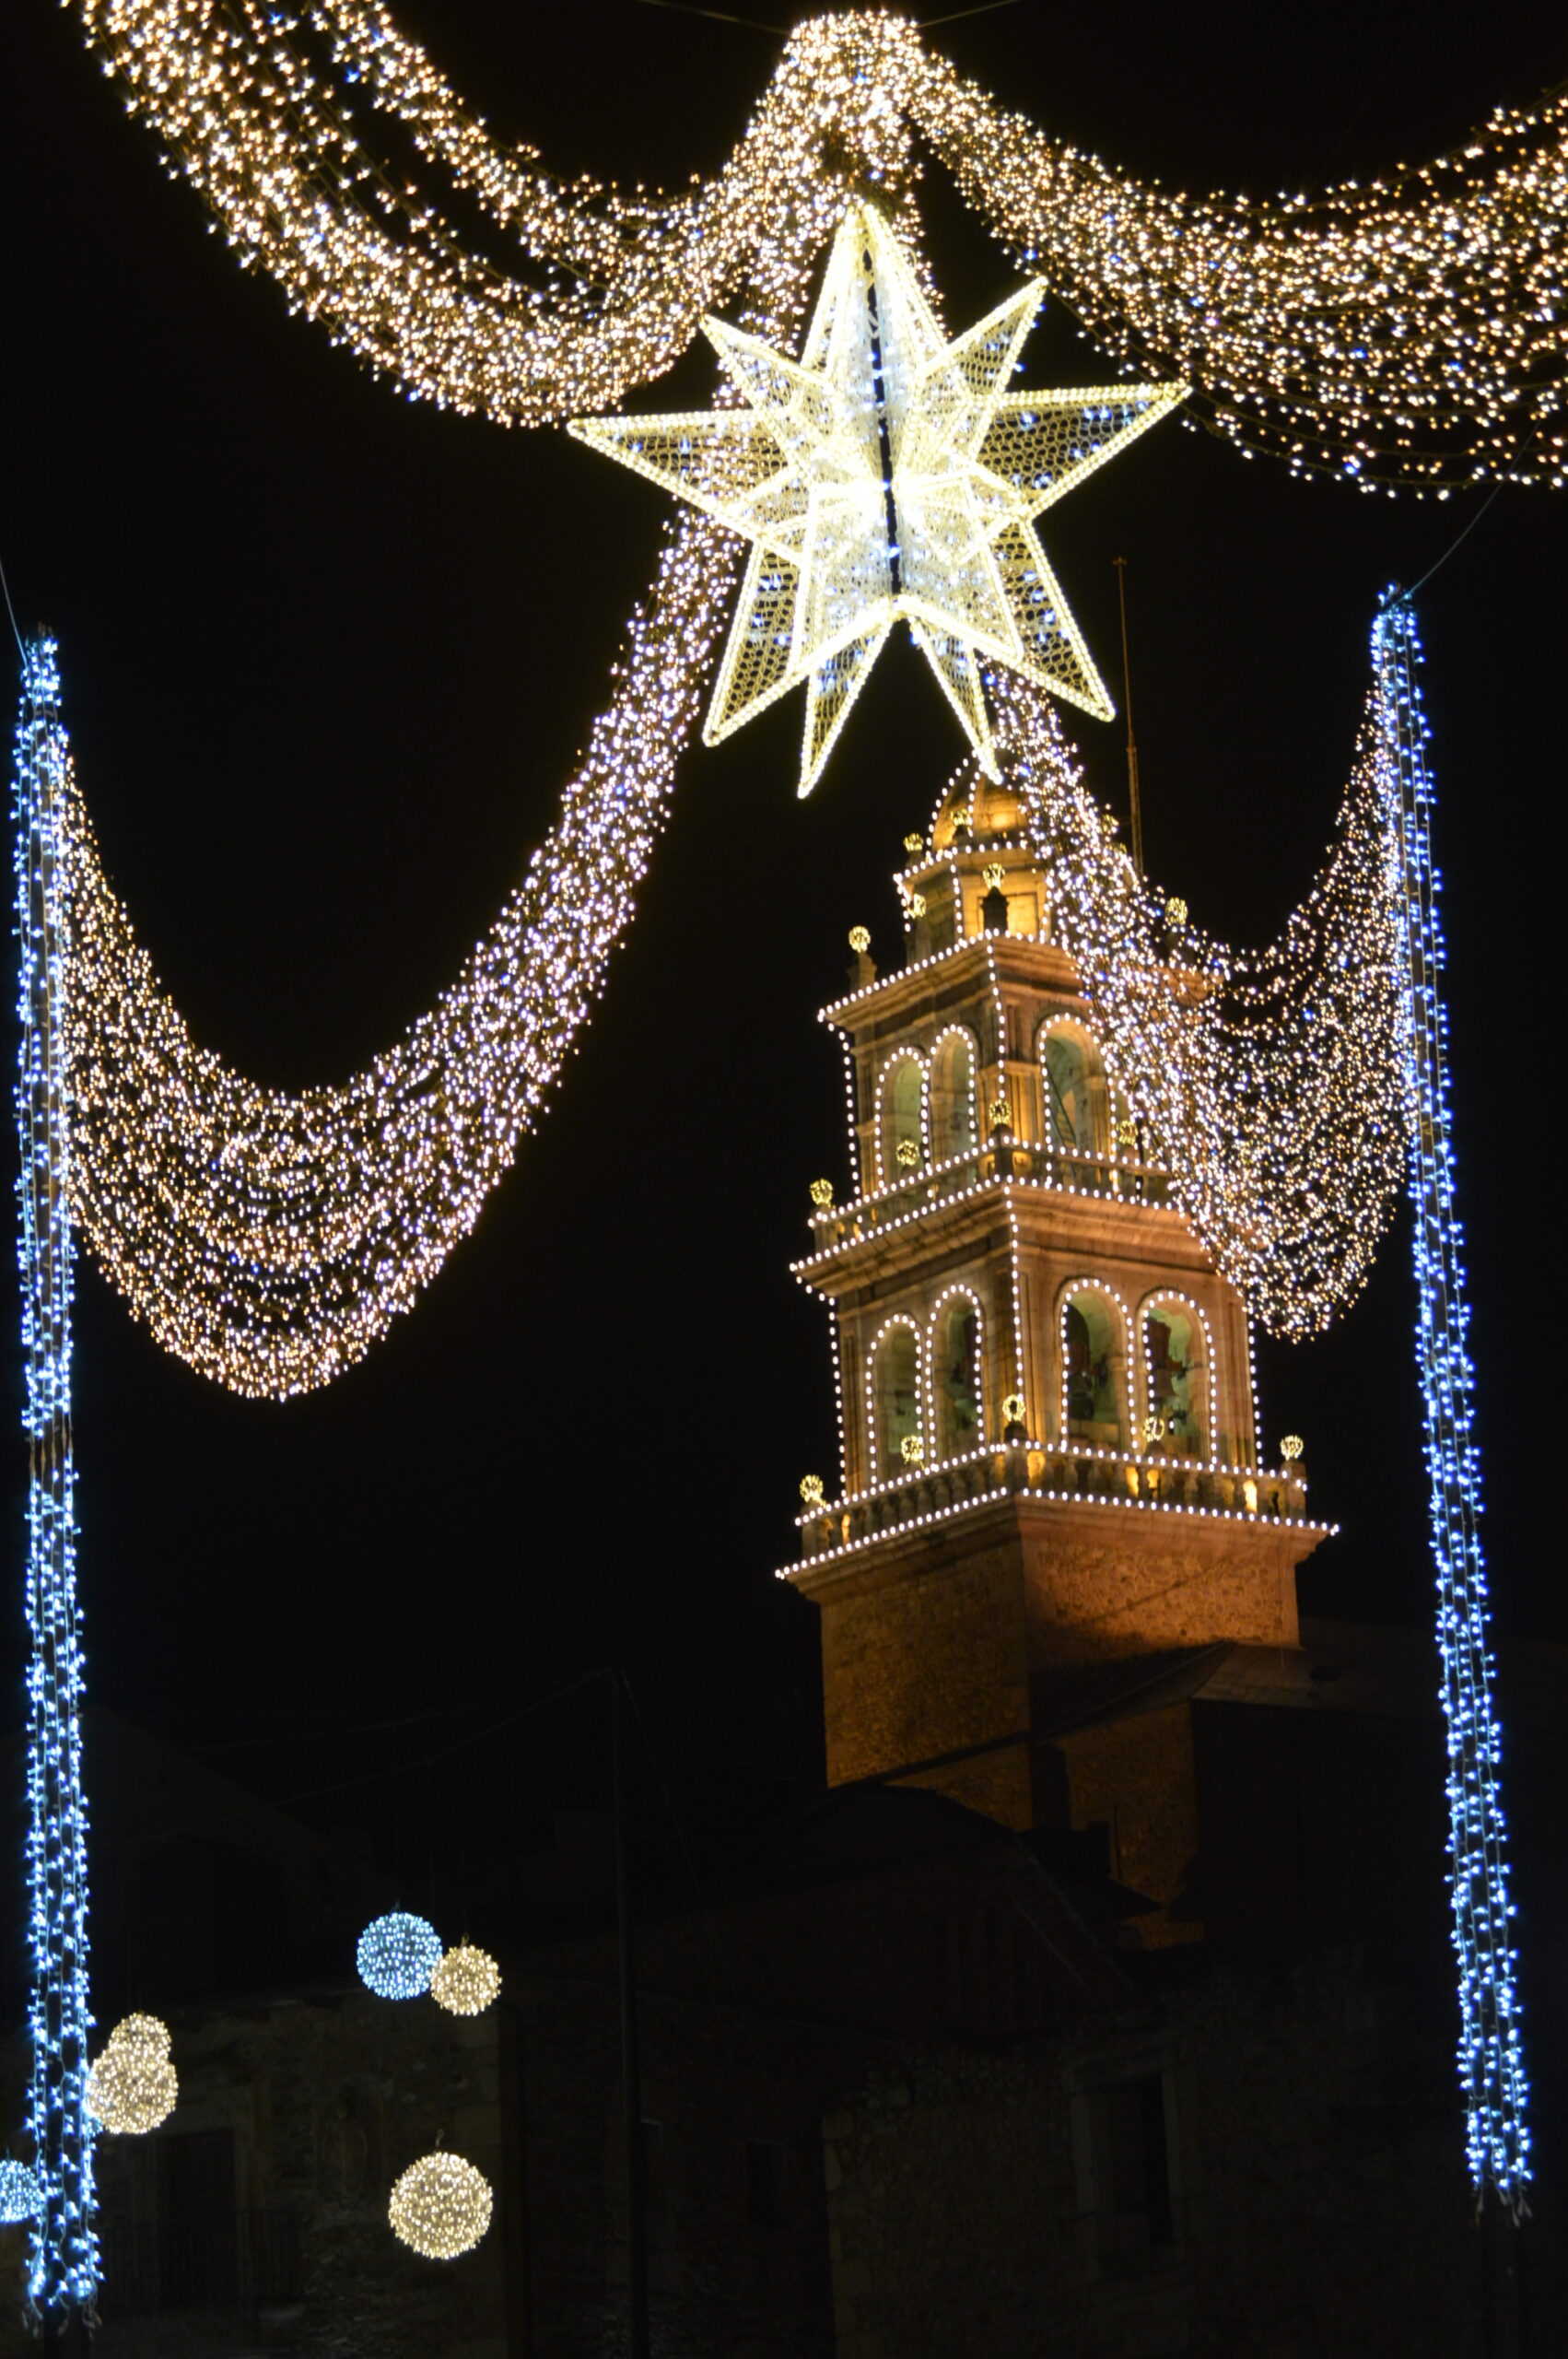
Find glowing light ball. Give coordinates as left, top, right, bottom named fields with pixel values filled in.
left=86, top=2015, right=178, bottom=2135
left=388, top=2153, right=493, bottom=2259
left=799, top=1474, right=825, bottom=1508
left=899, top=1433, right=924, bottom=1466
left=0, top=2161, right=42, bottom=2223
left=895, top=1139, right=920, bottom=1170
left=357, top=1912, right=442, bottom=1999
left=982, top=864, right=1006, bottom=891
left=429, top=1942, right=501, bottom=2018
left=903, top=835, right=924, bottom=858
left=1002, top=1394, right=1026, bottom=1427
left=1281, top=1434, right=1305, bottom=1462
left=1164, top=896, right=1189, bottom=927
left=809, top=1179, right=834, bottom=1209
left=847, top=927, right=871, bottom=955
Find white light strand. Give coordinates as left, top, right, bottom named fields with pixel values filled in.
left=13, top=643, right=100, bottom=2318
left=69, top=5, right=1568, bottom=488
left=989, top=668, right=1409, bottom=1336
left=55, top=520, right=738, bottom=1396
left=1372, top=597, right=1528, bottom=2207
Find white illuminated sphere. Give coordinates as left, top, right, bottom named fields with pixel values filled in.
left=86, top=2015, right=178, bottom=2136
left=429, top=1943, right=501, bottom=2018
left=0, top=2160, right=41, bottom=2224
left=388, top=2153, right=493, bottom=2259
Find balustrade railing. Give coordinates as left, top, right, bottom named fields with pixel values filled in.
left=808, top=1141, right=1173, bottom=1252
left=795, top=1443, right=1311, bottom=1565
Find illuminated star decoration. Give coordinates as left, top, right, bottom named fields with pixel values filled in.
left=569, top=201, right=1185, bottom=792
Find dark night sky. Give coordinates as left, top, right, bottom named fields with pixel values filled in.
left=0, top=1, right=1563, bottom=1886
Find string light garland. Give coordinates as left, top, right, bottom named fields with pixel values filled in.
left=388, top=2153, right=493, bottom=2259
left=13, top=643, right=99, bottom=2318
left=989, top=663, right=1409, bottom=1336
left=428, top=1943, right=501, bottom=2018
left=84, top=2018, right=178, bottom=2137
left=1372, top=598, right=1528, bottom=2209
left=70, top=6, right=1567, bottom=488
left=569, top=200, right=1182, bottom=789
left=357, top=1911, right=443, bottom=1999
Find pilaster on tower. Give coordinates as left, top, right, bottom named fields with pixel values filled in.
left=785, top=769, right=1328, bottom=1871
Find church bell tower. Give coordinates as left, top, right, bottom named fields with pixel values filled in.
left=785, top=769, right=1328, bottom=1913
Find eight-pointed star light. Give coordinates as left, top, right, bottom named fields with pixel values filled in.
left=568, top=201, right=1186, bottom=794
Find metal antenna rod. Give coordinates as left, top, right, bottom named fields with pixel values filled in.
left=1113, top=557, right=1144, bottom=875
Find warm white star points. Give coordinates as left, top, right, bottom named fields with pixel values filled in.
left=568, top=202, right=1186, bottom=793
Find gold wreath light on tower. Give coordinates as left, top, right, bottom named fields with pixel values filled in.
left=569, top=203, right=1185, bottom=794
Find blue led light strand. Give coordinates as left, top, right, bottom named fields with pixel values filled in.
left=1372, top=596, right=1529, bottom=2210
left=13, top=640, right=99, bottom=2318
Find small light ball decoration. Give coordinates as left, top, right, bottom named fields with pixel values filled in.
left=389, top=2153, right=493, bottom=2260
left=906, top=892, right=927, bottom=920
left=429, top=1943, right=501, bottom=2019
left=357, top=1912, right=443, bottom=2000
left=895, top=1138, right=920, bottom=1169
left=1164, top=896, right=1188, bottom=926
left=1281, top=1434, right=1305, bottom=1462
left=982, top=863, right=1006, bottom=890
left=0, top=2161, right=42, bottom=2224
left=989, top=1096, right=1011, bottom=1129
left=899, top=1433, right=925, bottom=1467
left=799, top=1473, right=825, bottom=1507
left=86, top=2015, right=178, bottom=2135
left=1002, top=1393, right=1026, bottom=1426
left=848, top=926, right=871, bottom=955
left=1143, top=1414, right=1167, bottom=1445
left=809, top=1178, right=834, bottom=1209
left=903, top=833, right=925, bottom=858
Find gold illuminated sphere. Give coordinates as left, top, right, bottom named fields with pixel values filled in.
left=800, top=1473, right=825, bottom=1506
left=1164, top=896, right=1188, bottom=926
left=1143, top=1414, right=1166, bottom=1444
left=989, top=1096, right=1010, bottom=1128
left=1002, top=1393, right=1026, bottom=1426
left=809, top=1178, right=834, bottom=1208
left=848, top=926, right=872, bottom=955
left=895, top=1138, right=920, bottom=1169
left=572, top=202, right=1183, bottom=793
left=388, top=2153, right=493, bottom=2259
left=429, top=1943, right=502, bottom=2019
left=86, top=2017, right=178, bottom=2136
left=1281, top=1434, right=1305, bottom=1462
left=899, top=1432, right=925, bottom=1466
left=903, top=833, right=925, bottom=858
left=907, top=892, right=927, bottom=920
left=982, top=863, right=1006, bottom=890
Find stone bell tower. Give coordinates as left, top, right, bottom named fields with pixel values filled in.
left=785, top=769, right=1327, bottom=1924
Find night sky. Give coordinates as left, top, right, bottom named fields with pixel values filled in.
left=0, top=1, right=1563, bottom=1893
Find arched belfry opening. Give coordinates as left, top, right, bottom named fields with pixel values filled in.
left=929, top=1030, right=977, bottom=1164
left=871, top=1321, right=922, bottom=1478
left=1144, top=1297, right=1208, bottom=1459
left=1062, top=1286, right=1123, bottom=1447
left=1042, top=1022, right=1112, bottom=1170
left=879, top=1054, right=924, bottom=1186
left=932, top=1294, right=983, bottom=1461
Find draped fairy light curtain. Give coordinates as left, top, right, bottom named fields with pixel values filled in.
left=53, top=631, right=1406, bottom=1397
left=993, top=675, right=1406, bottom=1338
left=73, top=3, right=1567, bottom=487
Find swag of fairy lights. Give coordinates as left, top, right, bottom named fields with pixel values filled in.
left=59, top=514, right=736, bottom=1396
left=49, top=616, right=1403, bottom=1402
left=992, top=673, right=1408, bottom=1340
left=73, top=4, right=1567, bottom=489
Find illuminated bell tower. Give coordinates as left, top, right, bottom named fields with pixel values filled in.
left=786, top=770, right=1328, bottom=1907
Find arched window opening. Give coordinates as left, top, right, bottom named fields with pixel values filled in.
left=933, top=1297, right=982, bottom=1461
left=879, top=1055, right=925, bottom=1187
left=872, top=1324, right=922, bottom=1478
left=1145, top=1302, right=1206, bottom=1458
left=929, top=1032, right=977, bottom=1164
left=1063, top=1291, right=1121, bottom=1446
left=1043, top=1026, right=1110, bottom=1166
